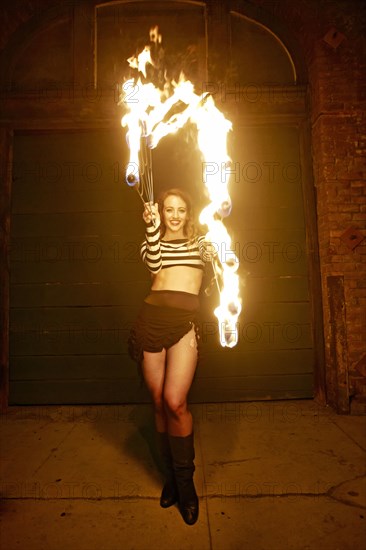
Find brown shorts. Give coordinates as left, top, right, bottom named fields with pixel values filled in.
left=128, top=290, right=200, bottom=364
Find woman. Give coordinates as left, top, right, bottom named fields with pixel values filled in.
left=129, top=188, right=212, bottom=526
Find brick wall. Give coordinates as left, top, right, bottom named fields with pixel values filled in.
left=307, top=2, right=365, bottom=407
left=260, top=0, right=366, bottom=407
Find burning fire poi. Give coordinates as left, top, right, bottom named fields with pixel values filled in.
left=120, top=27, right=242, bottom=347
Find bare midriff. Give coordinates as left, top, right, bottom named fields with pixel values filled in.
left=151, top=266, right=203, bottom=295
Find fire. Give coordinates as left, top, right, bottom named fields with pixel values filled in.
left=120, top=27, right=242, bottom=347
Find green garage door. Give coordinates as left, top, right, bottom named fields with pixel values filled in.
left=9, top=124, right=313, bottom=404
left=190, top=123, right=314, bottom=401
left=10, top=130, right=151, bottom=404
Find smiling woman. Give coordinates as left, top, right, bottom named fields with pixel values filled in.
left=161, top=195, right=188, bottom=236
left=128, top=187, right=213, bottom=525
left=141, top=189, right=208, bottom=293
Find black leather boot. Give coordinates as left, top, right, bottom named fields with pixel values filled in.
left=156, top=431, right=178, bottom=508
left=168, top=432, right=199, bottom=525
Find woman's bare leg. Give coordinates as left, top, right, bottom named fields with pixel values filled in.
left=142, top=349, right=167, bottom=432
left=164, top=327, right=198, bottom=436
left=142, top=348, right=179, bottom=508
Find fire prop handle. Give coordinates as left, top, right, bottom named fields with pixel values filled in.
left=125, top=125, right=155, bottom=226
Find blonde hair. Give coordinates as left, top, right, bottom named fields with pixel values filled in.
left=158, top=188, right=197, bottom=240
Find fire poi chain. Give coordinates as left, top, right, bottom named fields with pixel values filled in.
left=120, top=27, right=242, bottom=348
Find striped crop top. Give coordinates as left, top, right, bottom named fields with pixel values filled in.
left=141, top=223, right=212, bottom=274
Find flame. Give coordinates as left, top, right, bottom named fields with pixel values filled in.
left=120, top=28, right=241, bottom=347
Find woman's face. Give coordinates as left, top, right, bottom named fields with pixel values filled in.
left=162, top=194, right=188, bottom=237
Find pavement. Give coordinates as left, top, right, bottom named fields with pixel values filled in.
left=0, top=399, right=365, bottom=550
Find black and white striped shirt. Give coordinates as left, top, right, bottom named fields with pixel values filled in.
left=141, top=223, right=211, bottom=274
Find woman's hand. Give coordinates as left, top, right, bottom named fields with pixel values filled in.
left=204, top=241, right=218, bottom=260
left=143, top=202, right=160, bottom=226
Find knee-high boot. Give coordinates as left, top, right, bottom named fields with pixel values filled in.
left=168, top=432, right=199, bottom=525
left=156, top=431, right=178, bottom=508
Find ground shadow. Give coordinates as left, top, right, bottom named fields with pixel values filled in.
left=91, top=404, right=164, bottom=488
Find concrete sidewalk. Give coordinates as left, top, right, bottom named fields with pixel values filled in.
left=0, top=400, right=365, bottom=550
